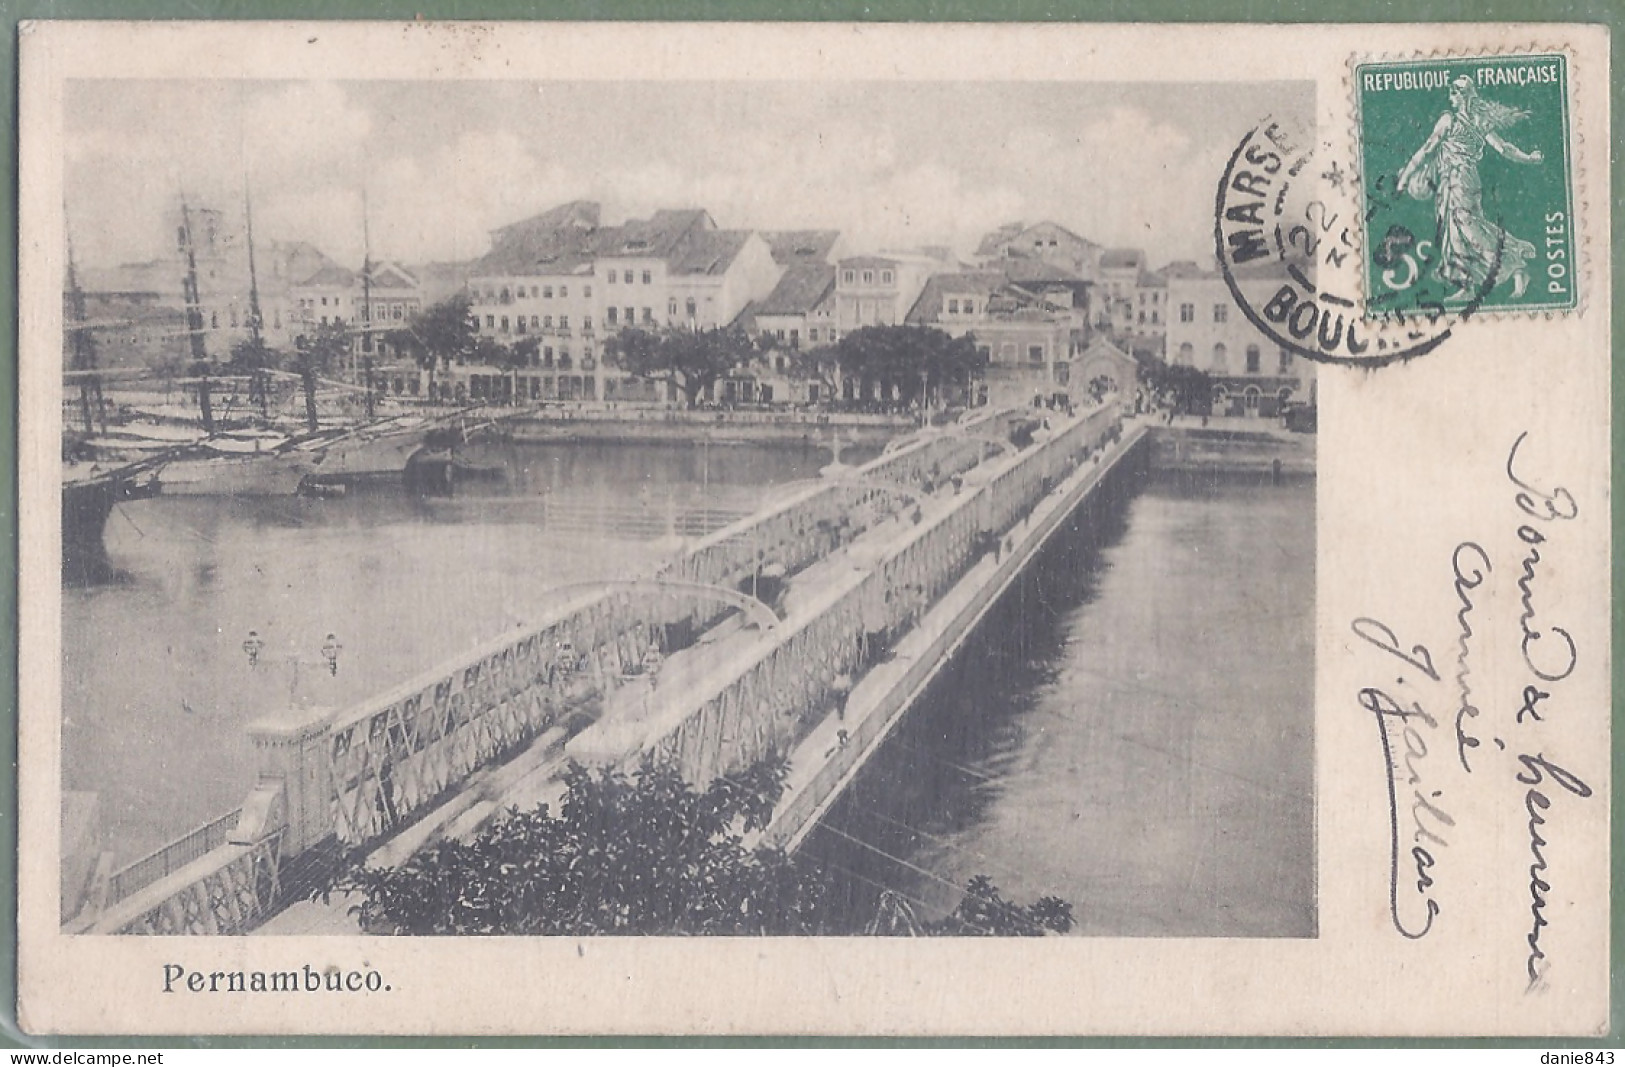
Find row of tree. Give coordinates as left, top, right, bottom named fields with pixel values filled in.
left=371, top=297, right=990, bottom=412
left=604, top=320, right=987, bottom=410
left=191, top=294, right=994, bottom=430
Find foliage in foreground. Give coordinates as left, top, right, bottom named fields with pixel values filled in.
left=329, top=758, right=1074, bottom=937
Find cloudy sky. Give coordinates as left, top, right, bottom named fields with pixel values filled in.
left=64, top=78, right=1310, bottom=271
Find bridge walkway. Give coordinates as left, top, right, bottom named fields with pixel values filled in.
left=257, top=457, right=982, bottom=934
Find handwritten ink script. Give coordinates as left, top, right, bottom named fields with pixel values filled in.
left=1352, top=432, right=1593, bottom=991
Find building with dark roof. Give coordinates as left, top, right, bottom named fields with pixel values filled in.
left=976, top=221, right=1104, bottom=284
left=741, top=264, right=840, bottom=403
left=455, top=202, right=784, bottom=404
left=1102, top=249, right=1149, bottom=272
left=906, top=269, right=1080, bottom=409
left=760, top=230, right=843, bottom=266
left=973, top=222, right=1028, bottom=259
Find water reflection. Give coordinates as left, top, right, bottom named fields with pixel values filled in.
left=809, top=467, right=1316, bottom=938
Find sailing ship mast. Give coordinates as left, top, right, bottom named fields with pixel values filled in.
left=177, top=193, right=215, bottom=435
left=243, top=179, right=269, bottom=418
left=360, top=187, right=375, bottom=420
left=64, top=213, right=105, bottom=435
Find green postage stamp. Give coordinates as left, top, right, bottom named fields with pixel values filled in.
left=1354, top=52, right=1576, bottom=317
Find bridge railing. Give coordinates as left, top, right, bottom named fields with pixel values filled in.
left=95, top=829, right=284, bottom=936
left=102, top=807, right=244, bottom=908
left=667, top=411, right=1010, bottom=605
left=318, top=585, right=728, bottom=848
left=647, top=403, right=1120, bottom=786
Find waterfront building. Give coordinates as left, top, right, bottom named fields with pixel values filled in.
left=289, top=260, right=425, bottom=396
left=831, top=251, right=946, bottom=338
left=74, top=205, right=332, bottom=369
left=997, top=257, right=1092, bottom=337
left=1164, top=264, right=1318, bottom=417
left=740, top=263, right=838, bottom=404
left=461, top=202, right=783, bottom=404
left=67, top=278, right=189, bottom=373
left=1071, top=336, right=1142, bottom=403
left=662, top=227, right=781, bottom=332
left=290, top=262, right=358, bottom=331
left=353, top=262, right=425, bottom=397
left=466, top=201, right=602, bottom=403
left=1130, top=267, right=1167, bottom=355
left=905, top=268, right=1075, bottom=409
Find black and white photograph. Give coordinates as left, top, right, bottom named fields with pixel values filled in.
left=17, top=21, right=1611, bottom=1038
left=56, top=72, right=1317, bottom=941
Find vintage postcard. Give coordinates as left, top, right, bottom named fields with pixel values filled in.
left=15, top=21, right=1611, bottom=1036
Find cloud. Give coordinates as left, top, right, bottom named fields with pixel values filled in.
left=361, top=131, right=591, bottom=264
left=65, top=83, right=1251, bottom=274
left=242, top=82, right=372, bottom=185
left=1056, top=106, right=1227, bottom=264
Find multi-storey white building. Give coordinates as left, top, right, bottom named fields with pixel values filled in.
left=460, top=202, right=784, bottom=403
left=289, top=260, right=425, bottom=394
left=1164, top=264, right=1317, bottom=417
left=832, top=251, right=946, bottom=336
left=1096, top=247, right=1149, bottom=336
left=906, top=269, right=1075, bottom=409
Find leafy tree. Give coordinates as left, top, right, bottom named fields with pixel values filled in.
left=918, top=875, right=1074, bottom=936
left=786, top=343, right=844, bottom=406
left=331, top=757, right=826, bottom=935
left=1138, top=356, right=1212, bottom=416
left=228, top=334, right=279, bottom=372
left=404, top=295, right=480, bottom=401
left=324, top=756, right=1074, bottom=937
left=604, top=325, right=756, bottom=408
left=836, top=325, right=985, bottom=410
left=294, top=321, right=351, bottom=431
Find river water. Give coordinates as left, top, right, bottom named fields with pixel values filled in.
left=63, top=439, right=844, bottom=867
left=66, top=439, right=1315, bottom=941
left=806, top=463, right=1317, bottom=938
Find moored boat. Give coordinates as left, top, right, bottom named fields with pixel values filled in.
left=154, top=450, right=318, bottom=496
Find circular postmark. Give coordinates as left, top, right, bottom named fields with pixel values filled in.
left=1214, top=118, right=1493, bottom=368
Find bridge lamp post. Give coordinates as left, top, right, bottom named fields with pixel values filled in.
left=321, top=633, right=343, bottom=676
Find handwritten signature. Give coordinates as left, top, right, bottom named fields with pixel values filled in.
left=1352, top=432, right=1593, bottom=992
left=1505, top=432, right=1588, bottom=992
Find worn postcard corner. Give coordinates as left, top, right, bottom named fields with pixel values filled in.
left=14, top=20, right=1612, bottom=1038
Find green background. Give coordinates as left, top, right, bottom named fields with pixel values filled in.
left=1357, top=54, right=1577, bottom=314
left=2, top=0, right=1622, bottom=1051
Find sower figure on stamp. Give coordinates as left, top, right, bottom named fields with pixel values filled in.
left=1396, top=75, right=1543, bottom=302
